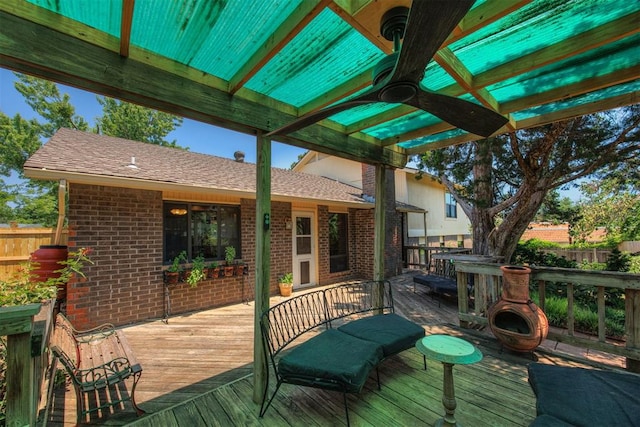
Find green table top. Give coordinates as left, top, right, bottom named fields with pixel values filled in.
left=416, top=335, right=483, bottom=365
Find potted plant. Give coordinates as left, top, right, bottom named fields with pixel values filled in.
left=278, top=272, right=293, bottom=297
left=165, top=251, right=186, bottom=285
left=234, top=259, right=245, bottom=276
left=224, top=246, right=236, bottom=277
left=187, top=254, right=206, bottom=287
left=208, top=261, right=220, bottom=279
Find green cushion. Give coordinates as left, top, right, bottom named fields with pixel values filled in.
left=278, top=329, right=383, bottom=393
left=528, top=363, right=640, bottom=426
left=338, top=313, right=425, bottom=357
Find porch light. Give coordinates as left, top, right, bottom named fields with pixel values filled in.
left=170, top=208, right=187, bottom=216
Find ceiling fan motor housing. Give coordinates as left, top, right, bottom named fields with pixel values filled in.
left=381, top=6, right=409, bottom=41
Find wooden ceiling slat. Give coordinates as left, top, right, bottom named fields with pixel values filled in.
left=119, top=0, right=135, bottom=57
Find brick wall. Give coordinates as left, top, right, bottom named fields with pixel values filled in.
left=66, top=184, right=164, bottom=328
left=64, top=184, right=385, bottom=329
left=65, top=185, right=298, bottom=329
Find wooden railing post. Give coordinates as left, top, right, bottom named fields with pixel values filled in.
left=1, top=303, right=42, bottom=427
left=625, top=288, right=640, bottom=373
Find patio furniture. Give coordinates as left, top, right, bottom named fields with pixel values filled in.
left=527, top=363, right=640, bottom=426
left=49, top=313, right=144, bottom=424
left=259, top=280, right=426, bottom=426
left=413, top=254, right=464, bottom=306
left=416, top=335, right=483, bottom=427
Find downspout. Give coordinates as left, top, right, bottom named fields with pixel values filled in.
left=53, top=179, right=66, bottom=245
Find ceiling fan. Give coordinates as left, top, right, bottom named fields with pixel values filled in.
left=266, top=0, right=508, bottom=139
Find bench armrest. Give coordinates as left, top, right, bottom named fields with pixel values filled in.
left=73, top=357, right=135, bottom=390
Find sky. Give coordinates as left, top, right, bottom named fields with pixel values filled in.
left=0, top=68, right=306, bottom=170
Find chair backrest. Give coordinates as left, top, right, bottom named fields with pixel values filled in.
left=50, top=313, right=80, bottom=373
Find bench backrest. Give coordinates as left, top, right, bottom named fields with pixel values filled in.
left=430, top=254, right=456, bottom=279
left=261, top=289, right=328, bottom=357
left=323, top=280, right=393, bottom=323
left=261, top=280, right=393, bottom=358
left=50, top=313, right=80, bottom=372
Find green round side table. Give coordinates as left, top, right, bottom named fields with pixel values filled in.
left=416, top=335, right=483, bottom=427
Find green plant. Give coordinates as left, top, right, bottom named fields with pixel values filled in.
left=1, top=248, right=92, bottom=422
left=224, top=246, right=236, bottom=265
left=168, top=251, right=187, bottom=273
left=187, top=254, right=206, bottom=287
left=279, top=272, right=293, bottom=285
left=0, top=248, right=93, bottom=307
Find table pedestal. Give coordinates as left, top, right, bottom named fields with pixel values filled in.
left=415, top=335, right=483, bottom=427
left=435, top=362, right=458, bottom=427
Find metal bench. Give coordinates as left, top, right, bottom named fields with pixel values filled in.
left=259, top=280, right=425, bottom=426
left=49, top=313, right=144, bottom=424
left=413, top=253, right=461, bottom=305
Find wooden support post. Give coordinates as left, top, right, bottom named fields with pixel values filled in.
left=2, top=303, right=41, bottom=427
left=373, top=164, right=385, bottom=283
left=253, top=133, right=271, bottom=402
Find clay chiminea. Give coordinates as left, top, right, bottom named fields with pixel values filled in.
left=488, top=265, right=549, bottom=352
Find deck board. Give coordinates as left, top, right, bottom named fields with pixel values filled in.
left=41, top=272, right=624, bottom=426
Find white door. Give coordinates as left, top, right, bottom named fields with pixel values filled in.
left=293, top=212, right=315, bottom=287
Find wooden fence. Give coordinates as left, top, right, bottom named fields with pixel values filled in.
left=620, top=241, right=640, bottom=254
left=541, top=248, right=612, bottom=263
left=0, top=226, right=68, bottom=280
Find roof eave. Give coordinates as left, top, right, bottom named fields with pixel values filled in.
left=23, top=167, right=374, bottom=210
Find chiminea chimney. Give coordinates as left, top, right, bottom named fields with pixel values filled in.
left=234, top=151, right=245, bottom=162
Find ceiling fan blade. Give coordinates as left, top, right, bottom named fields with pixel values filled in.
left=391, top=0, right=474, bottom=83
left=266, top=87, right=382, bottom=137
left=409, top=90, right=508, bottom=137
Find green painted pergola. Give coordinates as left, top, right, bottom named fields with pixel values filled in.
left=1, top=0, right=638, bottom=411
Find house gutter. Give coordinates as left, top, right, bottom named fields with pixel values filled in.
left=53, top=179, right=66, bottom=245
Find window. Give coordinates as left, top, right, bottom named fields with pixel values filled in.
left=329, top=213, right=348, bottom=272
left=445, top=192, right=457, bottom=219
left=163, top=202, right=240, bottom=263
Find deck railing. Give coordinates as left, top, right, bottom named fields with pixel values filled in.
left=403, top=246, right=471, bottom=270
left=454, top=262, right=640, bottom=371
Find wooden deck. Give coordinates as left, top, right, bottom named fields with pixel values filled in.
left=42, top=272, right=624, bottom=426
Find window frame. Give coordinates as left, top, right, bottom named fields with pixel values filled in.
left=328, top=212, right=349, bottom=273
left=163, top=201, right=241, bottom=264
left=445, top=192, right=457, bottom=219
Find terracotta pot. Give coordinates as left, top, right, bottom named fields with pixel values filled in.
left=224, top=266, right=234, bottom=277
left=30, top=245, right=69, bottom=301
left=279, top=283, right=293, bottom=297
left=500, top=265, right=531, bottom=303
left=165, top=271, right=179, bottom=285
left=235, top=264, right=244, bottom=276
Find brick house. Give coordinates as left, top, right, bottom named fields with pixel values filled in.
left=24, top=129, right=412, bottom=328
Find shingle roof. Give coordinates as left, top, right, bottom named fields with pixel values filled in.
left=24, top=128, right=370, bottom=207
